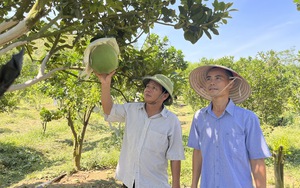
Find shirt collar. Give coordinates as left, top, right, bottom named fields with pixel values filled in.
left=160, top=105, right=169, bottom=118
left=205, top=99, right=235, bottom=116
left=138, top=103, right=145, bottom=110
left=140, top=103, right=169, bottom=118
left=225, top=99, right=235, bottom=116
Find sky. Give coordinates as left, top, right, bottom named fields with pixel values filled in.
left=145, top=0, right=300, bottom=62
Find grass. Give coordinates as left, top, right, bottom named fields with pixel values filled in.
left=0, top=99, right=300, bottom=187
left=265, top=125, right=300, bottom=188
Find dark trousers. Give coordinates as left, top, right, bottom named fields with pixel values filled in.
left=122, top=182, right=135, bottom=188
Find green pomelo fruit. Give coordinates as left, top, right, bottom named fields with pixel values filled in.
left=89, top=44, right=119, bottom=74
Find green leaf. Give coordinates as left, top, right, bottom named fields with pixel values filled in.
left=203, top=29, right=212, bottom=39
left=222, top=19, right=228, bottom=24
left=44, top=43, right=51, bottom=48
left=46, top=37, right=53, bottom=43
left=161, top=7, right=169, bottom=15
left=184, top=30, right=198, bottom=44
left=198, top=28, right=204, bottom=39
left=178, top=6, right=187, bottom=16
left=190, top=5, right=204, bottom=21
left=59, top=39, right=66, bottom=43
left=187, top=0, right=194, bottom=9
left=210, top=27, right=219, bottom=35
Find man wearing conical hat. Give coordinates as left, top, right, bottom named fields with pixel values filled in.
left=187, top=65, right=271, bottom=188
left=96, top=70, right=185, bottom=188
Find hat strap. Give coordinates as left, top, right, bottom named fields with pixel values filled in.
left=212, top=77, right=241, bottom=100
left=214, top=77, right=236, bottom=96
left=230, top=77, right=242, bottom=97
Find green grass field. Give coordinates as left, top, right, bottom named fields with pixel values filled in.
left=0, top=99, right=299, bottom=188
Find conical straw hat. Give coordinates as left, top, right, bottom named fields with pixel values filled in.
left=189, top=65, right=251, bottom=104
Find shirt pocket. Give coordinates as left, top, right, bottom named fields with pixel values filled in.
left=143, top=130, right=168, bottom=154
left=225, top=132, right=246, bottom=159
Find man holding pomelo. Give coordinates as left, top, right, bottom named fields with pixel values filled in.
left=88, top=38, right=185, bottom=188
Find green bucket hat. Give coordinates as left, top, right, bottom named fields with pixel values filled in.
left=142, top=74, right=174, bottom=105
left=81, top=38, right=120, bottom=79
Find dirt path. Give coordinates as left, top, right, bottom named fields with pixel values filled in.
left=12, top=169, right=123, bottom=188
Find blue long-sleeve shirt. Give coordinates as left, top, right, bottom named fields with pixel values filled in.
left=188, top=100, right=271, bottom=188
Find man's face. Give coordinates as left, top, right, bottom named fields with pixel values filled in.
left=205, top=68, right=233, bottom=98
left=144, top=80, right=166, bottom=104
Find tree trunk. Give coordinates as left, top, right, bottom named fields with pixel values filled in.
left=274, top=146, right=284, bottom=188
left=73, top=137, right=82, bottom=171
left=67, top=106, right=95, bottom=171
left=67, top=112, right=81, bottom=171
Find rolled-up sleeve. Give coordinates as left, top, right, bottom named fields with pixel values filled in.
left=105, top=104, right=126, bottom=122
left=166, top=117, right=185, bottom=160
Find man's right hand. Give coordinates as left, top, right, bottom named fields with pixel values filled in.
left=95, top=70, right=116, bottom=85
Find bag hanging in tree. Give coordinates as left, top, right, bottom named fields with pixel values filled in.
left=81, top=38, right=120, bottom=79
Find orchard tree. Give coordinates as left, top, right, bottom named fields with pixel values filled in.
left=235, top=50, right=300, bottom=126
left=230, top=53, right=291, bottom=126
left=39, top=64, right=100, bottom=170
left=0, top=0, right=236, bottom=95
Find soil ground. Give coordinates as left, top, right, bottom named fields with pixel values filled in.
left=11, top=169, right=123, bottom=188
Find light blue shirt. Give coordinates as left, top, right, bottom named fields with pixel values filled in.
left=188, top=100, right=271, bottom=188
left=105, top=102, right=185, bottom=188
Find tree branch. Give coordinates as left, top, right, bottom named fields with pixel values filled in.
left=0, top=18, right=19, bottom=33
left=0, top=0, right=47, bottom=46
left=0, top=41, right=27, bottom=56
left=155, top=21, right=176, bottom=27
left=0, top=20, right=28, bottom=47
left=7, top=66, right=68, bottom=92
